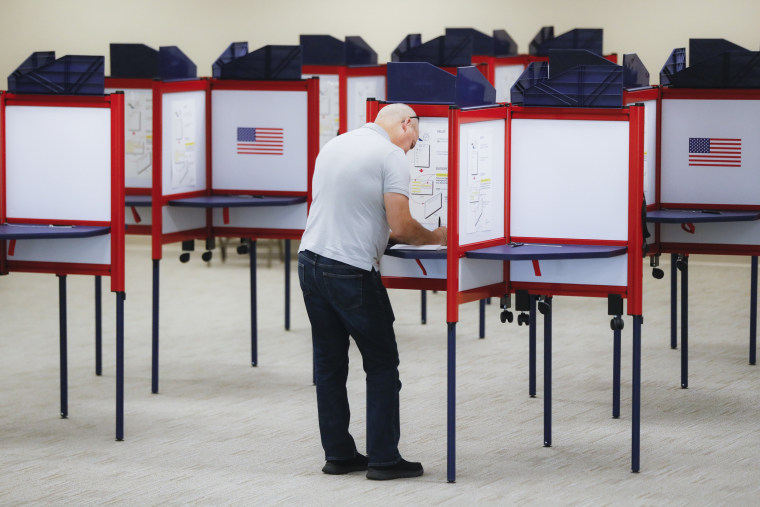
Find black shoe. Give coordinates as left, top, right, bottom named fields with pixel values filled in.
left=321, top=453, right=369, bottom=475
left=366, top=459, right=424, bottom=480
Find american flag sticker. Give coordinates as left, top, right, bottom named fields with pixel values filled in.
left=688, top=137, right=741, bottom=167
left=237, top=127, right=284, bottom=155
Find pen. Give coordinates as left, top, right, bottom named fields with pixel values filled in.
left=438, top=216, right=441, bottom=227
left=663, top=208, right=721, bottom=215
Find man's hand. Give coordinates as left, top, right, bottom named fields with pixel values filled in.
left=433, top=226, right=447, bottom=246
left=385, top=192, right=444, bottom=246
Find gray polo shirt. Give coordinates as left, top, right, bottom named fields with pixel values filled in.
left=299, top=123, right=410, bottom=271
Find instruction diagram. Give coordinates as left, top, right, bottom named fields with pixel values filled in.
left=171, top=98, right=197, bottom=189
left=466, top=128, right=493, bottom=234
left=315, top=74, right=340, bottom=148
left=407, top=117, right=448, bottom=227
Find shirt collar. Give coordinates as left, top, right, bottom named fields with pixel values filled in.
left=363, top=122, right=390, bottom=141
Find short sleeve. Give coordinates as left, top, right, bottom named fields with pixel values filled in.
left=382, top=149, right=410, bottom=198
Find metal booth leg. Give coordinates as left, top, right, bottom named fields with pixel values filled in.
left=529, top=295, right=537, bottom=398
left=609, top=295, right=625, bottom=419
left=58, top=274, right=68, bottom=419
left=447, top=322, right=456, bottom=483
left=750, top=256, right=757, bottom=365
left=421, top=290, right=427, bottom=325
left=613, top=320, right=622, bottom=419
left=95, top=275, right=102, bottom=376
left=479, top=299, right=486, bottom=338
left=680, top=255, right=688, bottom=389
left=632, top=315, right=642, bottom=473
left=542, top=297, right=552, bottom=448
left=671, top=253, right=678, bottom=349
left=250, top=239, right=258, bottom=367
left=116, top=291, right=125, bottom=441
left=151, top=260, right=160, bottom=394
left=285, top=239, right=291, bottom=331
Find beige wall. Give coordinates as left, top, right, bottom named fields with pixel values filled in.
left=0, top=0, right=758, bottom=87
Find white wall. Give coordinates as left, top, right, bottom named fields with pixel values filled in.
left=0, top=0, right=758, bottom=87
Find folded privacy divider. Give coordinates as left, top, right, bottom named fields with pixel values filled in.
left=0, top=90, right=126, bottom=440
left=372, top=87, right=646, bottom=479
left=106, top=42, right=319, bottom=395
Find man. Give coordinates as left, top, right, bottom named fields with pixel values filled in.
left=298, top=103, right=447, bottom=480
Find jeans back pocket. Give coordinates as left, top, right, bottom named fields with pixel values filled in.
left=322, top=272, right=363, bottom=310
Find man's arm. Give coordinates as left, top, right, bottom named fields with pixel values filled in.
left=385, top=192, right=447, bottom=246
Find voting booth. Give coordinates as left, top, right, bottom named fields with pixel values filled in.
left=382, top=61, right=499, bottom=327
left=368, top=62, right=505, bottom=482
left=106, top=44, right=198, bottom=235
left=373, top=104, right=506, bottom=309
left=372, top=55, right=645, bottom=480
left=477, top=105, right=644, bottom=476
left=300, top=35, right=386, bottom=147
left=139, top=44, right=318, bottom=393
left=105, top=43, right=318, bottom=393
left=502, top=50, right=645, bottom=474
left=646, top=39, right=760, bottom=387
left=0, top=54, right=127, bottom=439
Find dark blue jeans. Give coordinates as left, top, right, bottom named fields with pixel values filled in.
left=298, top=250, right=402, bottom=466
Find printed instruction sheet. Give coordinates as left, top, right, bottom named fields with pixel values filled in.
left=171, top=98, right=197, bottom=189
left=466, top=128, right=493, bottom=233
left=407, top=117, right=448, bottom=227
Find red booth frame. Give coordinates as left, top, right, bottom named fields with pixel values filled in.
left=0, top=92, right=126, bottom=291
left=0, top=91, right=126, bottom=441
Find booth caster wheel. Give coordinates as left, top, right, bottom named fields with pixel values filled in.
left=610, top=316, right=625, bottom=331
left=652, top=268, right=664, bottom=279
left=517, top=312, right=530, bottom=326
left=537, top=301, right=549, bottom=315
left=179, top=252, right=190, bottom=263
left=202, top=251, right=213, bottom=262
left=237, top=243, right=249, bottom=255
left=500, top=310, right=513, bottom=323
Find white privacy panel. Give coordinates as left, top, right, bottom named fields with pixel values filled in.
left=510, top=255, right=628, bottom=286
left=660, top=99, right=760, bottom=206
left=5, top=105, right=111, bottom=221
left=6, top=235, right=111, bottom=264
left=378, top=256, right=502, bottom=291
left=379, top=255, right=447, bottom=279
left=458, top=257, right=504, bottom=291
left=660, top=221, right=760, bottom=246
left=162, top=207, right=205, bottom=234
left=458, top=119, right=505, bottom=246
left=162, top=90, right=207, bottom=196
left=510, top=118, right=630, bottom=241
left=106, top=87, right=153, bottom=189
left=346, top=75, right=386, bottom=131
left=211, top=89, right=308, bottom=192
left=212, top=203, right=308, bottom=229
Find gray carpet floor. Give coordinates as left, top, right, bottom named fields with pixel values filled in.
left=0, top=236, right=758, bottom=505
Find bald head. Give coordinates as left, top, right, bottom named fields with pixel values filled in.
left=374, top=103, right=416, bottom=125
left=374, top=103, right=419, bottom=153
